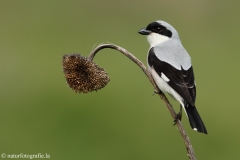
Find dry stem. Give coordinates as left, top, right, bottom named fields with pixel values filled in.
left=88, top=43, right=196, bottom=160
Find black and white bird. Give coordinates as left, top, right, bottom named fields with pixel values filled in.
left=138, top=20, right=207, bottom=134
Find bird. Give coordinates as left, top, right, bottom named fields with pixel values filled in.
left=138, top=20, right=207, bottom=134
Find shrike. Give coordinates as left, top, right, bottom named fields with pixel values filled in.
left=138, top=20, right=207, bottom=134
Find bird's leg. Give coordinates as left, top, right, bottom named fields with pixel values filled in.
left=173, top=105, right=182, bottom=125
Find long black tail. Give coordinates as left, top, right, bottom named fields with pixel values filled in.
left=185, top=105, right=207, bottom=134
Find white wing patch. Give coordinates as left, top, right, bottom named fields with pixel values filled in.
left=161, top=72, right=170, bottom=82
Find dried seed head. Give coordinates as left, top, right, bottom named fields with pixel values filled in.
left=62, top=54, right=110, bottom=93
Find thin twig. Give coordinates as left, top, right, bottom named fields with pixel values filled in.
left=88, top=43, right=196, bottom=160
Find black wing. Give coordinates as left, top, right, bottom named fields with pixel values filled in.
left=148, top=48, right=196, bottom=106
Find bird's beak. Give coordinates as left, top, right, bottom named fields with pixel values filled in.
left=138, top=28, right=151, bottom=35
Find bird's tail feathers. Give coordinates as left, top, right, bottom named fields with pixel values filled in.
left=185, top=104, right=207, bottom=134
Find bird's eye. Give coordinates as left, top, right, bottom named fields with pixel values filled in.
left=156, top=27, right=162, bottom=32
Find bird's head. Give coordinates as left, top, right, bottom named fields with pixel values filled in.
left=138, top=20, right=179, bottom=47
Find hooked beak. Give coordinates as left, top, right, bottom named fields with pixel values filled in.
left=138, top=28, right=151, bottom=35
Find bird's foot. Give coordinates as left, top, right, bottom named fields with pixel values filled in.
left=173, top=112, right=182, bottom=126
left=152, top=89, right=160, bottom=96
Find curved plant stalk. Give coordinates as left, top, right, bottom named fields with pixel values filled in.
left=88, top=43, right=196, bottom=160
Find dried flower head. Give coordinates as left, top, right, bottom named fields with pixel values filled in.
left=62, top=54, right=110, bottom=93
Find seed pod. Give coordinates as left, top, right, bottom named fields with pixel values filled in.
left=62, top=54, right=110, bottom=93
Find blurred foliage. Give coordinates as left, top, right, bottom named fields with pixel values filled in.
left=0, top=0, right=240, bottom=159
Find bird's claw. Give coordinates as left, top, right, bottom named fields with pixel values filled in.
left=152, top=89, right=160, bottom=96
left=173, top=112, right=182, bottom=126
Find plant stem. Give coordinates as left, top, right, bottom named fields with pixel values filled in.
left=88, top=43, right=196, bottom=160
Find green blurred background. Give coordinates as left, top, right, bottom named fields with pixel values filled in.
left=1, top=0, right=240, bottom=159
